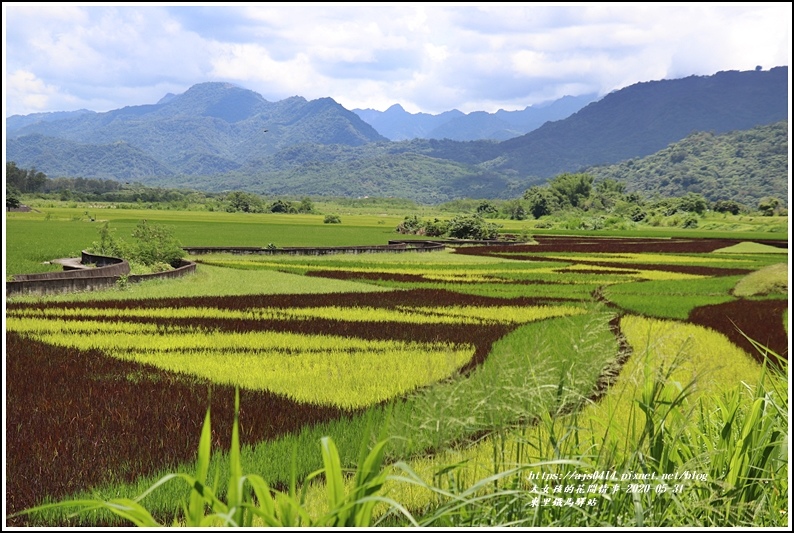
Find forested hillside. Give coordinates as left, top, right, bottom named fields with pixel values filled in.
left=585, top=121, right=788, bottom=208
left=495, top=67, right=788, bottom=178
left=5, top=67, right=788, bottom=204
left=7, top=83, right=387, bottom=176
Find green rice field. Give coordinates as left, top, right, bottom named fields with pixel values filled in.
left=4, top=207, right=789, bottom=527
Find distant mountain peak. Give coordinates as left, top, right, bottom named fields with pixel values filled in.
left=353, top=94, right=597, bottom=141
left=157, top=93, right=177, bottom=105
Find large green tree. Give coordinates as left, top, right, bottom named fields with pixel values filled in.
left=5, top=161, right=47, bottom=193
left=523, top=186, right=560, bottom=219
left=446, top=214, right=501, bottom=240
left=6, top=185, right=22, bottom=210
left=225, top=191, right=264, bottom=213
left=548, top=173, right=594, bottom=209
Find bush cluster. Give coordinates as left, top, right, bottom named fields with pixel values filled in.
left=396, top=213, right=502, bottom=240
left=89, top=220, right=186, bottom=270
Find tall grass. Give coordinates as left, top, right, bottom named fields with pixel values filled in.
left=10, top=309, right=616, bottom=526
left=11, top=391, right=409, bottom=527
left=379, top=332, right=788, bottom=527
left=13, top=331, right=786, bottom=527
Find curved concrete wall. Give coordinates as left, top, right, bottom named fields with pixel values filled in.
left=8, top=237, right=526, bottom=297
left=6, top=254, right=195, bottom=298
left=10, top=254, right=129, bottom=282
left=129, top=260, right=196, bottom=283
left=183, top=241, right=446, bottom=256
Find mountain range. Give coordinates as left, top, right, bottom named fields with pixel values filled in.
left=351, top=93, right=598, bottom=141
left=5, top=66, right=789, bottom=203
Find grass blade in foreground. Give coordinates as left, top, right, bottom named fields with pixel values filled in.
left=9, top=387, right=409, bottom=527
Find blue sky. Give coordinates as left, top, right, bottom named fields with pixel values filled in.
left=3, top=3, right=791, bottom=117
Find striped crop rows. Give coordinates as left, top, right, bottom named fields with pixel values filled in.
left=7, top=296, right=585, bottom=410
left=6, top=235, right=787, bottom=526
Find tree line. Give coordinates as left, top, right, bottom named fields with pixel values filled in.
left=6, top=162, right=786, bottom=221
left=5, top=162, right=316, bottom=214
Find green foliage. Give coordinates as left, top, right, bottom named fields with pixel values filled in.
left=11, top=389, right=403, bottom=527
left=88, top=220, right=186, bottom=267
left=712, top=199, right=745, bottom=215
left=595, top=177, right=626, bottom=196
left=475, top=200, right=498, bottom=217
left=6, top=184, right=22, bottom=209
left=324, top=214, right=342, bottom=224
left=547, top=173, right=593, bottom=209
left=757, top=196, right=783, bottom=216
left=585, top=121, right=788, bottom=210
left=395, top=215, right=448, bottom=237
left=681, top=214, right=699, bottom=229
left=446, top=214, right=501, bottom=240
left=269, top=199, right=297, bottom=213
left=226, top=191, right=265, bottom=213
left=115, top=274, right=130, bottom=291
left=298, top=197, right=315, bottom=213
left=523, top=186, right=560, bottom=219
left=628, top=205, right=647, bottom=222
left=395, top=215, right=424, bottom=235
left=5, top=161, right=48, bottom=193
left=500, top=199, right=527, bottom=220
left=128, top=220, right=186, bottom=267
left=90, top=221, right=126, bottom=258
left=677, top=192, right=708, bottom=214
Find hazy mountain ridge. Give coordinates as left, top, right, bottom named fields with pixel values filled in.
left=495, top=67, right=789, bottom=178
left=7, top=82, right=388, bottom=173
left=352, top=93, right=598, bottom=141
left=5, top=67, right=789, bottom=204
left=6, top=109, right=96, bottom=131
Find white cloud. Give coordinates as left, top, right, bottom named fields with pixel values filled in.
left=208, top=42, right=321, bottom=100
left=3, top=3, right=791, bottom=116
left=6, top=70, right=62, bottom=115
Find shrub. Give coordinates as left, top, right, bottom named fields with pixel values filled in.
left=681, top=215, right=699, bottom=229
left=89, top=220, right=185, bottom=268
left=269, top=200, right=297, bottom=213
left=423, top=218, right=449, bottom=237
left=396, top=216, right=448, bottom=237
left=324, top=214, right=342, bottom=224
left=89, top=221, right=127, bottom=258
left=446, top=214, right=501, bottom=240
left=475, top=201, right=498, bottom=217
left=395, top=215, right=425, bottom=235
left=629, top=205, right=647, bottom=222
left=298, top=197, right=315, bottom=214
left=129, top=220, right=186, bottom=267
left=149, top=262, right=174, bottom=273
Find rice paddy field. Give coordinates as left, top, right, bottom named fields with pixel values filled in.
left=3, top=208, right=790, bottom=527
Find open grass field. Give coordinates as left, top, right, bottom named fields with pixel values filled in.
left=4, top=207, right=790, bottom=527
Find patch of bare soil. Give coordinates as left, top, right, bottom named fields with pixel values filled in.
left=688, top=299, right=788, bottom=365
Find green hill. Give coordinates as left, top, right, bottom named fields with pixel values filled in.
left=5, top=68, right=788, bottom=205
left=495, top=67, right=788, bottom=179
left=584, top=121, right=788, bottom=208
